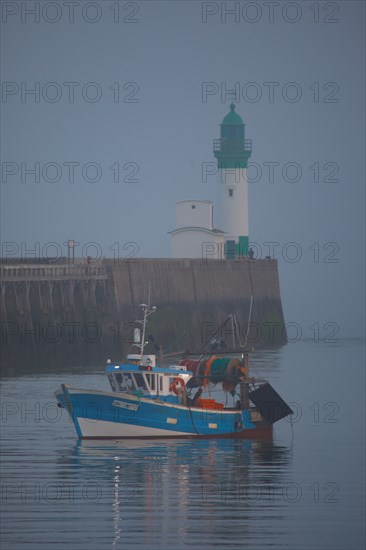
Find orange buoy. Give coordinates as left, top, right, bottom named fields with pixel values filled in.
left=169, top=377, right=186, bottom=395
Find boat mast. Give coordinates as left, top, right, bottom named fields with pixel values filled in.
left=136, top=300, right=157, bottom=362
left=140, top=304, right=148, bottom=361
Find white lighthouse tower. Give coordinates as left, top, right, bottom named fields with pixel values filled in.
left=213, top=103, right=252, bottom=258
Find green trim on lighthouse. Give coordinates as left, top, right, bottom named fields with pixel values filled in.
left=225, top=237, right=249, bottom=260
left=213, top=103, right=252, bottom=169
left=221, top=104, right=244, bottom=126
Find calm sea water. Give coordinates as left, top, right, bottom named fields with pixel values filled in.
left=1, top=340, right=365, bottom=550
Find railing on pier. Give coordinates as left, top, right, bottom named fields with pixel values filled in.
left=0, top=264, right=108, bottom=282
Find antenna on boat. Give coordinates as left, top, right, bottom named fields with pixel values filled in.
left=134, top=284, right=157, bottom=361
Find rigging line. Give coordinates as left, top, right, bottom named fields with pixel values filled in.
left=186, top=401, right=200, bottom=436
left=233, top=314, right=242, bottom=348
left=162, top=331, right=187, bottom=354
left=244, top=295, right=254, bottom=349
left=289, top=414, right=294, bottom=449
left=196, top=314, right=233, bottom=354
left=197, top=316, right=225, bottom=352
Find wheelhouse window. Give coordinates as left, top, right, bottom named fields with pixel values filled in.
left=145, top=373, right=156, bottom=391
left=131, top=373, right=148, bottom=391
left=111, top=372, right=134, bottom=392
left=108, top=374, right=116, bottom=391
left=115, top=373, right=123, bottom=390
left=121, top=373, right=133, bottom=391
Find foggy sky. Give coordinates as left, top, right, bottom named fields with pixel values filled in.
left=1, top=1, right=365, bottom=338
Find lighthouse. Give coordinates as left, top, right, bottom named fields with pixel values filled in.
left=170, top=104, right=252, bottom=259
left=213, top=103, right=252, bottom=257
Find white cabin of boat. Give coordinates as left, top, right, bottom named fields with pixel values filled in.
left=105, top=354, right=192, bottom=403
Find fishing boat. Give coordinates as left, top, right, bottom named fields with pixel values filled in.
left=55, top=302, right=293, bottom=439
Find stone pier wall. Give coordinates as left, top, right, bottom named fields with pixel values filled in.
left=0, top=258, right=286, bottom=371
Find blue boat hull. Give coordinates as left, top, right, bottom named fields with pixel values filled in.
left=55, top=387, right=272, bottom=440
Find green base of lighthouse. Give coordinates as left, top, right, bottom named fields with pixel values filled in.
left=225, top=236, right=249, bottom=259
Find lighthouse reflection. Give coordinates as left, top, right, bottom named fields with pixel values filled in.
left=64, top=437, right=292, bottom=548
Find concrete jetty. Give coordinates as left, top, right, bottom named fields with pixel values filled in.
left=0, top=258, right=286, bottom=370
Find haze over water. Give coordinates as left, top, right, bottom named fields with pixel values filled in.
left=1, top=340, right=365, bottom=549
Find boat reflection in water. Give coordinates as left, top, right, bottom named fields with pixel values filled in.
left=58, top=437, right=293, bottom=548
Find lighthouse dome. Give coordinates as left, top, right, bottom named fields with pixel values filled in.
left=221, top=103, right=243, bottom=126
